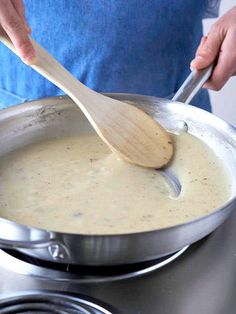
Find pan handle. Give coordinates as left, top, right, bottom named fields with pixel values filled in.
left=172, top=64, right=214, bottom=104
left=0, top=237, right=70, bottom=261
left=0, top=218, right=70, bottom=261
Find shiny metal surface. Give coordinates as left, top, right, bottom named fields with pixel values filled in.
left=0, top=211, right=236, bottom=314
left=160, top=169, right=182, bottom=196
left=0, top=291, right=114, bottom=314
left=0, top=247, right=189, bottom=283
left=172, top=64, right=214, bottom=103
left=0, top=94, right=236, bottom=266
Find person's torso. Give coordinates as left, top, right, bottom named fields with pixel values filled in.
left=0, top=0, right=212, bottom=110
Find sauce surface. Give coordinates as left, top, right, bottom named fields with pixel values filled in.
left=0, top=133, right=232, bottom=234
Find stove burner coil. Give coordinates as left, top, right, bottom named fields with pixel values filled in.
left=0, top=291, right=113, bottom=314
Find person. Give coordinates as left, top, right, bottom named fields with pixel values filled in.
left=0, top=1, right=235, bottom=112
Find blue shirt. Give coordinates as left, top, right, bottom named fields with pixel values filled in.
left=0, top=1, right=220, bottom=111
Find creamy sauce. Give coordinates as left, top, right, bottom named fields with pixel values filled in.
left=0, top=133, right=232, bottom=234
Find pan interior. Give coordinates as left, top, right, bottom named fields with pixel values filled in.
left=0, top=95, right=235, bottom=235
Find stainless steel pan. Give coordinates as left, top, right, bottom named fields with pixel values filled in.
left=0, top=70, right=236, bottom=265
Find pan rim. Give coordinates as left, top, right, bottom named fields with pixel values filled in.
left=0, top=93, right=235, bottom=239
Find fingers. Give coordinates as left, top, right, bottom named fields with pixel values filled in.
left=12, top=0, right=31, bottom=34
left=190, top=6, right=236, bottom=91
left=190, top=36, right=208, bottom=69
left=0, top=0, right=35, bottom=63
left=204, top=28, right=236, bottom=90
left=190, top=25, right=224, bottom=70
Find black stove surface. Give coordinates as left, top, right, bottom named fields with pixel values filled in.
left=0, top=210, right=236, bottom=314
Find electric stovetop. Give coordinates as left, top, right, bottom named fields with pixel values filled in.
left=0, top=209, right=235, bottom=314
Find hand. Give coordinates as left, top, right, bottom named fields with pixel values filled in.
left=191, top=6, right=236, bottom=91
left=0, top=0, right=35, bottom=64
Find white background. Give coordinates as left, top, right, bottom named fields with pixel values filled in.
left=203, top=0, right=236, bottom=126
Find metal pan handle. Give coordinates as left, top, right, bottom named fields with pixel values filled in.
left=0, top=238, right=70, bottom=261
left=0, top=219, right=70, bottom=261
left=172, top=64, right=214, bottom=104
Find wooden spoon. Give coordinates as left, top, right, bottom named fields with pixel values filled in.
left=0, top=29, right=173, bottom=168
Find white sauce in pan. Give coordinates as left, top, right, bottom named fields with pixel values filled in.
left=0, top=133, right=232, bottom=234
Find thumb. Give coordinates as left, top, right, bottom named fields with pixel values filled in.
left=191, top=30, right=222, bottom=70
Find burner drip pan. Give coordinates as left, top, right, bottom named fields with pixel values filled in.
left=0, top=291, right=113, bottom=314
left=0, top=246, right=188, bottom=283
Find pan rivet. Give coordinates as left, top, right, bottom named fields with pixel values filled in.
left=48, top=243, right=67, bottom=260
left=178, top=121, right=188, bottom=133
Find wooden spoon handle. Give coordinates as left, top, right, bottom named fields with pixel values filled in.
left=0, top=28, right=96, bottom=115
left=0, top=28, right=174, bottom=169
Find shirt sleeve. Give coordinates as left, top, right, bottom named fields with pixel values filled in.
left=204, top=0, right=221, bottom=18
